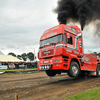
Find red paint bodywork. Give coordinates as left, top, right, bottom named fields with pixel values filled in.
left=38, top=24, right=98, bottom=72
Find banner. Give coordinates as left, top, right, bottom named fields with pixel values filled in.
left=0, top=65, right=8, bottom=70
left=19, top=65, right=25, bottom=68
left=9, top=65, right=15, bottom=69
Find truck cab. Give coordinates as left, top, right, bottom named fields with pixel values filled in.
left=38, top=24, right=100, bottom=77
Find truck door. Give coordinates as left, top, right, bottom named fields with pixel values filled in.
left=67, top=33, right=76, bottom=50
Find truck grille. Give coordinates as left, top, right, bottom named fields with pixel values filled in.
left=41, top=49, right=54, bottom=57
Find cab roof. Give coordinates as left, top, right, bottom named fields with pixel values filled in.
left=40, top=24, right=81, bottom=41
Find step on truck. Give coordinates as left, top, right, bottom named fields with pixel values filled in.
left=38, top=24, right=100, bottom=77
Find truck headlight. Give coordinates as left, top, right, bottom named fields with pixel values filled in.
left=54, top=60, right=62, bottom=62
left=50, top=60, right=52, bottom=63
left=41, top=61, right=43, bottom=63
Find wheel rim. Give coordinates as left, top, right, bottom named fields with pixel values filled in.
left=72, top=65, right=78, bottom=75
left=97, top=67, right=100, bottom=75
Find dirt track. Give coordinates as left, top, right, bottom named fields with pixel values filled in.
left=0, top=72, right=100, bottom=100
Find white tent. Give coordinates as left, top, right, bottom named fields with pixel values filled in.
left=0, top=51, right=5, bottom=55
left=0, top=55, right=23, bottom=62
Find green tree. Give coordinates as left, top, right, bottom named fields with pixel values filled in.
left=17, top=55, right=22, bottom=60
left=8, top=52, right=16, bottom=57
left=21, top=53, right=27, bottom=61
left=93, top=52, right=98, bottom=55
left=27, top=52, right=34, bottom=61
left=97, top=53, right=100, bottom=57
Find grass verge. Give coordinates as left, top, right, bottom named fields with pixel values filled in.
left=64, top=87, right=100, bottom=100
left=0, top=68, right=38, bottom=72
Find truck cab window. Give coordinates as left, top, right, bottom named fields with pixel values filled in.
left=68, top=36, right=73, bottom=45
left=64, top=33, right=67, bottom=44
left=40, top=34, right=63, bottom=47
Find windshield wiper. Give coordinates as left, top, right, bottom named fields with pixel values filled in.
left=39, top=43, right=49, bottom=49
left=50, top=42, right=56, bottom=45
left=40, top=43, right=56, bottom=49
left=39, top=46, right=43, bottom=49
left=44, top=43, right=49, bottom=47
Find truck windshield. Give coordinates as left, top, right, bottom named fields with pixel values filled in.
left=40, top=34, right=63, bottom=47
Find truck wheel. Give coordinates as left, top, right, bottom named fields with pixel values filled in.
left=67, top=61, right=80, bottom=77
left=46, top=70, right=56, bottom=77
left=96, top=64, right=100, bottom=77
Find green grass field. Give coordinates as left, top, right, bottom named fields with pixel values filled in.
left=64, top=87, right=100, bottom=100
left=0, top=68, right=38, bottom=72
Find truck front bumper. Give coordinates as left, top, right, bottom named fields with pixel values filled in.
left=38, top=57, right=69, bottom=71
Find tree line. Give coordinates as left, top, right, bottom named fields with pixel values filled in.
left=93, top=52, right=100, bottom=57
left=8, top=51, right=100, bottom=61
left=8, top=52, right=35, bottom=61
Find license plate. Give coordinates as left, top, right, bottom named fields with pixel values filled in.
left=40, top=65, right=50, bottom=70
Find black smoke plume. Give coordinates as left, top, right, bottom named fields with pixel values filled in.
left=54, top=0, right=100, bottom=30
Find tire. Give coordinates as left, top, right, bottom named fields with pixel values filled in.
left=96, top=64, right=100, bottom=77
left=67, top=61, right=80, bottom=77
left=45, top=70, right=56, bottom=77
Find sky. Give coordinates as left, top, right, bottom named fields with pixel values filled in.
left=0, top=0, right=100, bottom=57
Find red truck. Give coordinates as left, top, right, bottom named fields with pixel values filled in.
left=38, top=24, right=100, bottom=77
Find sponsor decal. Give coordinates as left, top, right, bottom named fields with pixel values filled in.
left=43, top=26, right=59, bottom=34
left=42, top=37, right=46, bottom=39
left=51, top=26, right=59, bottom=30
left=41, top=46, right=54, bottom=51
left=46, top=32, right=57, bottom=38
left=44, top=30, right=49, bottom=34
left=84, top=66, right=90, bottom=70
left=66, top=49, right=72, bottom=52
left=65, top=26, right=71, bottom=30
left=44, top=51, right=50, bottom=54
left=74, top=52, right=79, bottom=54
left=67, top=44, right=74, bottom=48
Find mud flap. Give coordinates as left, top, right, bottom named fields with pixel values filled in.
left=89, top=71, right=96, bottom=76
